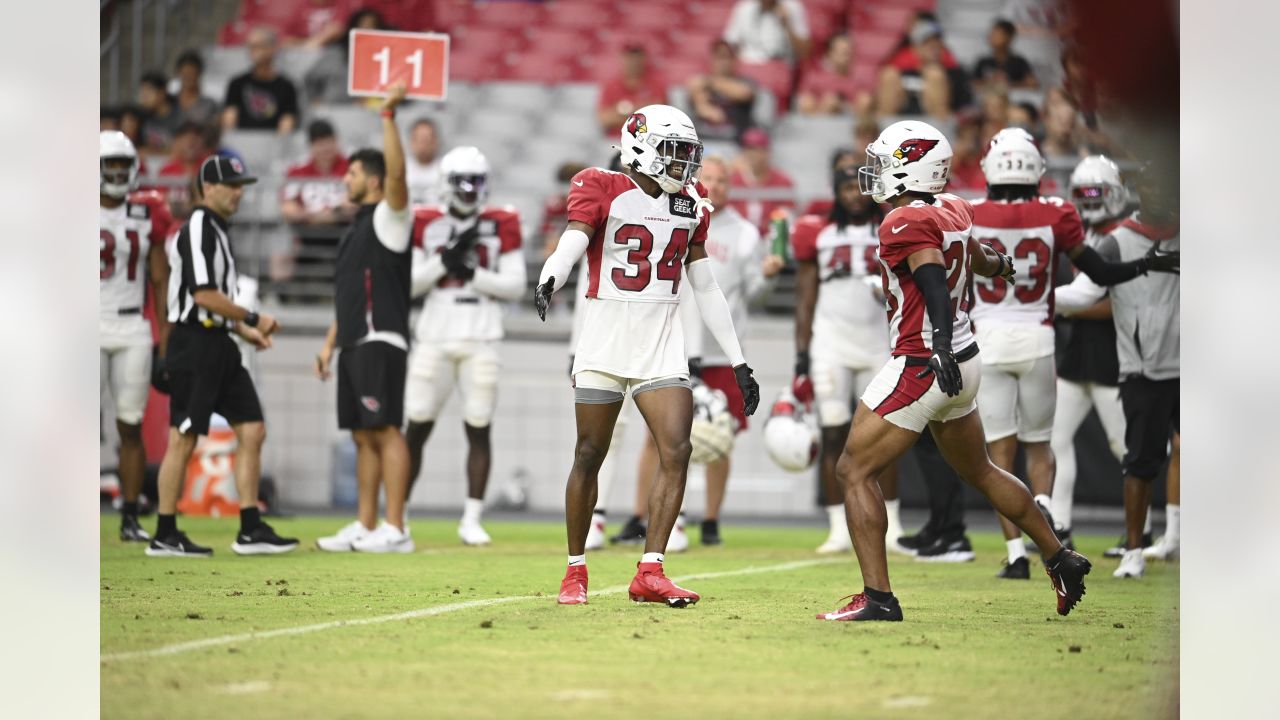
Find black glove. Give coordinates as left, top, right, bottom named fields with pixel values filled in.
left=687, top=357, right=704, bottom=379
left=995, top=251, right=1016, bottom=282
left=1143, top=242, right=1179, bottom=274
left=442, top=225, right=479, bottom=279
left=534, top=276, right=554, bottom=321
left=733, top=364, right=760, bottom=416
left=150, top=345, right=170, bottom=394
left=917, top=349, right=962, bottom=397
left=794, top=350, right=810, bottom=378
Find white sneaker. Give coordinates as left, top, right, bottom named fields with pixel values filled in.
left=816, top=522, right=853, bottom=554
left=352, top=522, right=414, bottom=554
left=1142, top=536, right=1179, bottom=560
left=666, top=516, right=689, bottom=553
left=1113, top=548, right=1145, bottom=578
left=458, top=521, right=491, bottom=546
left=316, top=521, right=372, bottom=552
left=585, top=512, right=606, bottom=551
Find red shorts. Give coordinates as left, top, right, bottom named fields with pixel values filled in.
left=701, top=365, right=747, bottom=432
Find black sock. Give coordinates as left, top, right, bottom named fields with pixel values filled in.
left=627, top=515, right=643, bottom=526
left=157, top=513, right=177, bottom=538
left=593, top=509, right=605, bottom=517
left=122, top=501, right=139, bottom=518
left=239, top=507, right=261, bottom=533
left=701, top=519, right=719, bottom=532
left=865, top=587, right=894, bottom=603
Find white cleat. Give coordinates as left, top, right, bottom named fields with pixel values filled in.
left=817, top=524, right=853, bottom=555
left=1142, top=536, right=1179, bottom=560
left=585, top=513, right=606, bottom=551
left=316, top=521, right=372, bottom=552
left=666, top=516, right=689, bottom=553
left=1113, top=548, right=1145, bottom=578
left=352, top=522, right=415, bottom=554
left=458, top=521, right=492, bottom=546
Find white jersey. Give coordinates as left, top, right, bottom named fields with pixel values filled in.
left=566, top=168, right=710, bottom=379
left=100, top=190, right=171, bottom=341
left=791, top=215, right=888, bottom=368
left=410, top=205, right=523, bottom=343
left=684, top=206, right=764, bottom=366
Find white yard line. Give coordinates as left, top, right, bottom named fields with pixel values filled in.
left=101, top=558, right=841, bottom=663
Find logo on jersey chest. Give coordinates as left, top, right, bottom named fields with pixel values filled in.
left=127, top=203, right=151, bottom=220
left=669, top=194, right=695, bottom=219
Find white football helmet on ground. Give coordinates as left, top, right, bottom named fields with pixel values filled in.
left=980, top=127, right=1044, bottom=186
left=763, top=388, right=819, bottom=473
left=617, top=104, right=704, bottom=195
left=690, top=380, right=735, bottom=465
left=859, top=120, right=953, bottom=203
left=439, top=146, right=490, bottom=214
left=100, top=130, right=139, bottom=199
left=1069, top=155, right=1128, bottom=224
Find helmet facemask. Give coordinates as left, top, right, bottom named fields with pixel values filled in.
left=858, top=147, right=891, bottom=203
left=446, top=172, right=487, bottom=214
left=641, top=135, right=703, bottom=194
left=101, top=155, right=137, bottom=199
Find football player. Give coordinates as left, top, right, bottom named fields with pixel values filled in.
left=815, top=120, right=1091, bottom=623
left=403, top=147, right=526, bottom=545
left=536, top=105, right=761, bottom=606
left=969, top=130, right=1178, bottom=579
left=100, top=131, right=173, bottom=541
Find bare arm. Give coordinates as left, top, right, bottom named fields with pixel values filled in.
left=148, top=243, right=170, bottom=356
left=707, top=75, right=755, bottom=103
left=381, top=84, right=409, bottom=211
left=280, top=196, right=308, bottom=224
left=794, top=259, right=818, bottom=355
left=278, top=113, right=297, bottom=135
left=1072, top=296, right=1113, bottom=321
left=315, top=321, right=338, bottom=379
left=965, top=237, right=1005, bottom=277
left=221, top=106, right=238, bottom=131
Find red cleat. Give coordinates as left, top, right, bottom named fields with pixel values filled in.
left=558, top=564, right=588, bottom=605
left=628, top=562, right=700, bottom=607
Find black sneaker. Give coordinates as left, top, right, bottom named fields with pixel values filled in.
left=1103, top=532, right=1153, bottom=558
left=915, top=534, right=975, bottom=563
left=996, top=556, right=1030, bottom=579
left=1045, top=547, right=1092, bottom=616
left=700, top=519, right=722, bottom=546
left=609, top=515, right=647, bottom=545
left=893, top=529, right=938, bottom=557
left=120, top=514, right=152, bottom=542
left=146, top=530, right=212, bottom=558
left=231, top=522, right=299, bottom=555
left=816, top=593, right=904, bottom=622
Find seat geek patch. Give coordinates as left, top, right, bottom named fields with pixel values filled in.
left=669, top=194, right=695, bottom=219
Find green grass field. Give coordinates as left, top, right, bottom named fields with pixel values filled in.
left=101, top=515, right=1178, bottom=719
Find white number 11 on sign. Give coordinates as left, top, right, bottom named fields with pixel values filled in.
left=372, top=47, right=423, bottom=87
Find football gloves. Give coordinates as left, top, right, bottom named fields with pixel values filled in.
left=733, top=364, right=760, bottom=416
left=917, top=350, right=962, bottom=397
left=150, top=345, right=170, bottom=394
left=442, top=225, right=479, bottom=280
left=792, top=350, right=814, bottom=404
left=1144, top=242, right=1180, bottom=274
left=534, top=276, right=554, bottom=321
left=995, top=250, right=1016, bottom=282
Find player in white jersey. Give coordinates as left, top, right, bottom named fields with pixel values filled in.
left=536, top=105, right=761, bottom=607
left=401, top=147, right=526, bottom=546
left=100, top=131, right=173, bottom=542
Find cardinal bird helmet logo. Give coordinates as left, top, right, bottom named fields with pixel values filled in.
left=625, top=112, right=648, bottom=137
left=893, top=138, right=939, bottom=165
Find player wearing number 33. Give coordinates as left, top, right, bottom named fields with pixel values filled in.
left=815, top=120, right=1093, bottom=624
left=535, top=104, right=760, bottom=607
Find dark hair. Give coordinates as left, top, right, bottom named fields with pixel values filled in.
left=987, top=184, right=1038, bottom=201
left=175, top=49, right=204, bottom=74
left=830, top=166, right=880, bottom=229
left=350, top=148, right=386, bottom=183
left=557, top=162, right=588, bottom=183
left=347, top=7, right=388, bottom=33
left=410, top=117, right=437, bottom=134
left=101, top=105, right=122, bottom=123
left=308, top=119, right=337, bottom=143
left=175, top=120, right=203, bottom=137
left=829, top=147, right=858, bottom=173
left=1014, top=101, right=1039, bottom=124
left=140, top=72, right=168, bottom=92
left=993, top=19, right=1016, bottom=37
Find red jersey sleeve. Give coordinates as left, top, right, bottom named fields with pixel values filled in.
left=411, top=207, right=443, bottom=250
left=129, top=190, right=173, bottom=245
left=1053, top=201, right=1086, bottom=254
left=790, top=215, right=824, bottom=262
left=565, top=168, right=614, bottom=230
left=877, top=210, right=942, bottom=268
left=491, top=208, right=523, bottom=253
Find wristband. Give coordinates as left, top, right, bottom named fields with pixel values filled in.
left=380, top=108, right=395, bottom=119
left=243, top=311, right=259, bottom=328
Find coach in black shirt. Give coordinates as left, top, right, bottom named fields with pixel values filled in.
left=148, top=155, right=298, bottom=558
left=314, top=84, right=415, bottom=554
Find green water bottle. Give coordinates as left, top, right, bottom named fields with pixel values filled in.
left=769, top=208, right=790, bottom=263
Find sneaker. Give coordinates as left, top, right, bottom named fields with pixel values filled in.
left=700, top=519, right=722, bottom=546
left=146, top=530, right=212, bottom=558
left=458, top=521, right=492, bottom=546
left=628, top=562, right=700, bottom=607
left=558, top=565, right=588, bottom=605
left=915, top=534, right=976, bottom=563
left=1142, top=536, right=1179, bottom=561
left=352, top=522, right=414, bottom=554
left=816, top=520, right=853, bottom=555
left=231, top=522, right=299, bottom=555
left=666, top=515, right=689, bottom=553
left=609, top=515, right=647, bottom=545
left=997, top=556, right=1031, bottom=579
left=1104, top=532, right=1152, bottom=558
left=892, top=529, right=937, bottom=558
left=316, top=521, right=372, bottom=552
left=120, top=514, right=152, bottom=542
left=816, top=593, right=903, bottom=622
left=584, top=512, right=607, bottom=551
left=1046, top=547, right=1093, bottom=616
left=1113, top=548, right=1145, bottom=578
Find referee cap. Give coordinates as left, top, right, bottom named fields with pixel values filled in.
left=199, top=155, right=258, bottom=186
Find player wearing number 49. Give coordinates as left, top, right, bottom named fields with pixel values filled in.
left=968, top=129, right=1179, bottom=579
left=100, top=131, right=173, bottom=543
left=536, top=104, right=760, bottom=607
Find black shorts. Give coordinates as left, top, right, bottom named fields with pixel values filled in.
left=166, top=324, right=264, bottom=436
left=1119, top=375, right=1180, bottom=480
left=337, top=341, right=407, bottom=430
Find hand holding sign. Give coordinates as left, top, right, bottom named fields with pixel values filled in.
left=349, top=30, right=449, bottom=101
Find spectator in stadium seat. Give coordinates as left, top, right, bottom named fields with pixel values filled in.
left=101, top=106, right=122, bottom=132
left=281, top=0, right=354, bottom=48
left=874, top=18, right=973, bottom=119
left=305, top=7, right=390, bottom=104
left=688, top=40, right=757, bottom=143
left=138, top=72, right=182, bottom=155
left=1041, top=86, right=1084, bottom=161
left=722, top=0, right=810, bottom=65
left=1007, top=101, right=1041, bottom=135
left=597, top=43, right=668, bottom=137
left=275, top=119, right=354, bottom=287
left=795, top=34, right=873, bottom=116
left=405, top=118, right=441, bottom=206
left=156, top=121, right=210, bottom=219
left=979, top=88, right=1011, bottom=146
left=946, top=115, right=987, bottom=194
left=172, top=50, right=220, bottom=127
left=221, top=27, right=300, bottom=134
left=729, top=127, right=795, bottom=236
left=972, top=19, right=1039, bottom=91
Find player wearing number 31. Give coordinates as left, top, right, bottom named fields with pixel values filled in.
left=536, top=104, right=760, bottom=607
left=968, top=128, right=1179, bottom=578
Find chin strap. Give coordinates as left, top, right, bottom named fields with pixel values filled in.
left=685, top=183, right=715, bottom=219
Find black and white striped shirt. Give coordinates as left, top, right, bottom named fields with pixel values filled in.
left=168, top=206, right=237, bottom=329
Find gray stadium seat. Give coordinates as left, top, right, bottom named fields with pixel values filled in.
left=552, top=83, right=600, bottom=112
left=222, top=131, right=288, bottom=174
left=540, top=108, right=599, bottom=141
left=235, top=180, right=284, bottom=223
left=309, top=104, right=382, bottom=148
left=478, top=82, right=556, bottom=113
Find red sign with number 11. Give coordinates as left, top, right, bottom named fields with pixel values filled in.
left=348, top=29, right=449, bottom=100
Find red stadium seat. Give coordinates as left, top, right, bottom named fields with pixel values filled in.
left=851, top=31, right=898, bottom=65
left=499, top=51, right=578, bottom=84
left=433, top=0, right=475, bottom=31
left=525, top=28, right=595, bottom=59
left=544, top=2, right=614, bottom=32
left=863, top=6, right=916, bottom=34
left=737, top=60, right=794, bottom=112
left=471, top=1, right=547, bottom=30
left=456, top=26, right=529, bottom=55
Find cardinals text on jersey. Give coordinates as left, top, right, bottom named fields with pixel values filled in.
left=792, top=215, right=888, bottom=368
left=101, top=190, right=172, bottom=323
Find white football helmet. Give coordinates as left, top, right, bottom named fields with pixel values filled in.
left=100, top=130, right=139, bottom=199
left=762, top=388, right=819, bottom=473
left=617, top=104, right=703, bottom=195
left=859, top=120, right=952, bottom=203
left=1069, top=155, right=1128, bottom=224
left=439, top=146, right=490, bottom=214
left=980, top=127, right=1044, bottom=186
left=690, top=380, right=736, bottom=465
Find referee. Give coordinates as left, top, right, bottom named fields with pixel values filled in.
left=147, top=155, right=299, bottom=558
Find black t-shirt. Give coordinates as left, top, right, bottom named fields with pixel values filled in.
left=973, top=54, right=1035, bottom=85
left=224, top=72, right=299, bottom=130
left=334, top=203, right=411, bottom=348
left=901, top=66, right=973, bottom=115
